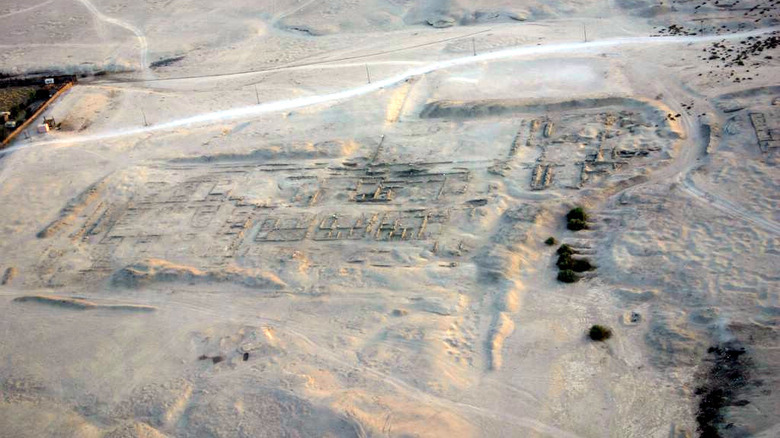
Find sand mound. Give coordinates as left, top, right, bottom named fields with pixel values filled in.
left=112, top=259, right=286, bottom=290
left=475, top=205, right=541, bottom=371
left=180, top=388, right=361, bottom=438
left=488, top=312, right=516, bottom=370
left=170, top=140, right=360, bottom=163
left=420, top=97, right=672, bottom=120
left=1, top=267, right=17, bottom=285
left=0, top=401, right=102, bottom=438
left=403, top=0, right=579, bottom=27
left=12, top=295, right=156, bottom=312
left=37, top=177, right=107, bottom=238
left=104, top=422, right=169, bottom=438
left=112, top=379, right=194, bottom=429
left=331, top=391, right=474, bottom=437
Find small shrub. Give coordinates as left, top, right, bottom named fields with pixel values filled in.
left=566, top=207, right=589, bottom=231
left=556, top=253, right=573, bottom=270
left=567, top=219, right=588, bottom=231
left=567, top=207, right=588, bottom=222
left=545, top=237, right=557, bottom=246
left=34, top=88, right=50, bottom=100
left=557, top=244, right=574, bottom=256
left=589, top=325, right=612, bottom=341
left=571, top=258, right=594, bottom=272
left=557, top=269, right=579, bottom=283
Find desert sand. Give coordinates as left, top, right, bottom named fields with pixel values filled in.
left=0, top=1, right=778, bottom=437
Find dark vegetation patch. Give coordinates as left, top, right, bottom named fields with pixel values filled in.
left=198, top=354, right=223, bottom=363
left=557, top=253, right=595, bottom=272
left=466, top=198, right=488, bottom=207
left=545, top=236, right=557, bottom=246
left=554, top=243, right=595, bottom=283
left=149, top=56, right=185, bottom=69
left=557, top=244, right=574, bottom=255
left=1, top=80, right=70, bottom=143
left=566, top=207, right=589, bottom=231
left=588, top=325, right=613, bottom=341
left=557, top=269, right=579, bottom=283
left=282, top=25, right=319, bottom=36
left=1, top=267, right=17, bottom=285
left=0, top=87, right=37, bottom=113
left=695, top=340, right=755, bottom=437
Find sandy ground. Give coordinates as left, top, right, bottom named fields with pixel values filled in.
left=0, top=1, right=779, bottom=437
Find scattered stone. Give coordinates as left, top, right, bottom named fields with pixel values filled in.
left=623, top=311, right=642, bottom=325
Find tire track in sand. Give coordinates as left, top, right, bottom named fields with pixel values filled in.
left=0, top=0, right=54, bottom=20
left=681, top=173, right=780, bottom=236
left=10, top=26, right=780, bottom=152
left=75, top=0, right=149, bottom=72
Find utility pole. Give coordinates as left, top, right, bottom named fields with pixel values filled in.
left=254, top=85, right=260, bottom=104
left=583, top=24, right=587, bottom=43
left=472, top=37, right=476, bottom=56
left=141, top=109, right=148, bottom=127
left=365, top=64, right=371, bottom=84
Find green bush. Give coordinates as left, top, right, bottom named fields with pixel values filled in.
left=567, top=207, right=588, bottom=222
left=557, top=255, right=594, bottom=272
left=556, top=244, right=574, bottom=256
left=589, top=325, right=612, bottom=341
left=557, top=269, right=579, bottom=283
left=556, top=253, right=573, bottom=269
left=34, top=88, right=50, bottom=100
left=567, top=219, right=588, bottom=231
left=545, top=237, right=557, bottom=246
left=566, top=207, right=589, bottom=231
left=571, top=257, right=594, bottom=272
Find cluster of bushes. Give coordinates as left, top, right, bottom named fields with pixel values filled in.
left=555, top=244, right=595, bottom=283
left=545, top=207, right=594, bottom=282
left=566, top=207, right=588, bottom=231
left=5, top=88, right=51, bottom=119
left=7, top=103, right=25, bottom=120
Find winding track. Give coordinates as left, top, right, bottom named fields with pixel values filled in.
left=75, top=0, right=149, bottom=72
left=681, top=173, right=780, bottom=235
left=8, top=26, right=778, bottom=155
left=0, top=0, right=54, bottom=20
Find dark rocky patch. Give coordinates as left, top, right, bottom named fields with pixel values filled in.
left=695, top=340, right=755, bottom=437
left=150, top=56, right=186, bottom=69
